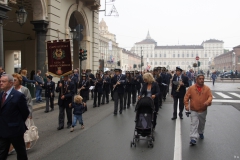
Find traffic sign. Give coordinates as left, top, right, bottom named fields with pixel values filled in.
left=196, top=56, right=199, bottom=60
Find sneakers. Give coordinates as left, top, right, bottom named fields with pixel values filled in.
left=70, top=127, right=74, bottom=132
left=81, top=125, right=85, bottom=129
left=190, top=139, right=197, bottom=145
left=199, top=134, right=204, bottom=139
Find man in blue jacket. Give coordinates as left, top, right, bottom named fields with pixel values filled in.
left=0, top=74, right=29, bottom=160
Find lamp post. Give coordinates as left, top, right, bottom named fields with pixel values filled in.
left=141, top=47, right=143, bottom=74
left=232, top=51, right=236, bottom=71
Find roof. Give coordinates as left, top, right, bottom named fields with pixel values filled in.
left=233, top=45, right=240, bottom=48
left=122, top=49, right=140, bottom=58
left=202, top=39, right=224, bottom=43
left=135, top=39, right=157, bottom=44
left=155, top=45, right=203, bottom=49
left=135, top=31, right=157, bottom=45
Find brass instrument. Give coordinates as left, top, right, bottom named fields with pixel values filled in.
left=176, top=78, right=182, bottom=92
left=112, top=74, right=122, bottom=91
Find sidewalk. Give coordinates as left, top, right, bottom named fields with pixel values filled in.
left=32, top=97, right=59, bottom=111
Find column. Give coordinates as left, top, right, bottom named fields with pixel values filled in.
left=0, top=4, right=11, bottom=68
left=31, top=20, right=49, bottom=74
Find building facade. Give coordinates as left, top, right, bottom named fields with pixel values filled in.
left=0, top=0, right=101, bottom=76
left=133, top=31, right=224, bottom=71
left=214, top=45, right=240, bottom=72
left=99, top=18, right=120, bottom=70
left=121, top=49, right=141, bottom=71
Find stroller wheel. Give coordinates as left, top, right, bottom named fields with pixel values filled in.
left=152, top=136, right=155, bottom=141
left=130, top=142, right=133, bottom=148
left=134, top=143, right=136, bottom=147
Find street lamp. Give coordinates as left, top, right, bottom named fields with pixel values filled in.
left=16, top=6, right=28, bottom=26
left=70, top=29, right=78, bottom=40
left=232, top=51, right=236, bottom=71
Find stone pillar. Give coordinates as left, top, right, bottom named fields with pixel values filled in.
left=30, top=20, right=49, bottom=74
left=0, top=4, right=11, bottom=68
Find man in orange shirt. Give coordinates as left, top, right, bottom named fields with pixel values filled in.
left=184, top=74, right=213, bottom=145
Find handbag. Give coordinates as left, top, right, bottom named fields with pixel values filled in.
left=24, top=119, right=39, bottom=144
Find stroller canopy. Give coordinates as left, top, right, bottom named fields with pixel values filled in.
left=135, top=97, right=155, bottom=112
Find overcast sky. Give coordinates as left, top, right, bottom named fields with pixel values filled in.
left=99, top=0, right=240, bottom=51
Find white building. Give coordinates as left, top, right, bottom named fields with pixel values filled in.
left=133, top=31, right=224, bottom=71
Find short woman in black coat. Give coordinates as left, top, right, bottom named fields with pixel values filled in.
left=138, top=73, right=160, bottom=129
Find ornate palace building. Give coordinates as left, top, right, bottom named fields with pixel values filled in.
left=133, top=31, right=224, bottom=71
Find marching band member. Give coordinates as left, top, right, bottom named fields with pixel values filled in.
left=131, top=71, right=137, bottom=105
left=111, top=68, right=126, bottom=115
left=171, top=66, right=189, bottom=120
left=56, top=74, right=75, bottom=130
left=78, top=73, right=90, bottom=112
left=101, top=72, right=111, bottom=104
left=86, top=69, right=95, bottom=100
left=93, top=72, right=103, bottom=107
left=123, top=71, right=132, bottom=109
left=153, top=67, right=163, bottom=108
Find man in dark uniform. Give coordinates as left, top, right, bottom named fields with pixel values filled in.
left=111, top=68, right=126, bottom=115
left=102, top=72, right=110, bottom=104
left=153, top=67, right=163, bottom=108
left=78, top=73, right=90, bottom=112
left=124, top=71, right=132, bottom=109
left=87, top=69, right=95, bottom=99
left=131, top=71, right=137, bottom=105
left=135, top=70, right=143, bottom=96
left=161, top=67, right=168, bottom=101
left=55, top=74, right=75, bottom=130
left=43, top=75, right=55, bottom=112
left=171, top=66, right=189, bottom=120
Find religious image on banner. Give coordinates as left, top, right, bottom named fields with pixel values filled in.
left=47, top=40, right=72, bottom=77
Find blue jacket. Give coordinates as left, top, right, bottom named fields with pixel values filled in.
left=22, top=76, right=36, bottom=87
left=0, top=89, right=29, bottom=138
left=72, top=102, right=84, bottom=115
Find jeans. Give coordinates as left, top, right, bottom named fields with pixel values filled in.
left=36, top=89, right=42, bottom=101
left=188, top=80, right=192, bottom=86
left=190, top=110, right=207, bottom=141
left=72, top=115, right=83, bottom=127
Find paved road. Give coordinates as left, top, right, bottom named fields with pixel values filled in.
left=7, top=91, right=240, bottom=160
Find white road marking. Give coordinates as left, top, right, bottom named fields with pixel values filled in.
left=215, top=92, right=232, bottom=99
left=212, top=99, right=240, bottom=103
left=173, top=102, right=182, bottom=160
left=229, top=92, right=240, bottom=98
left=212, top=95, right=215, bottom=98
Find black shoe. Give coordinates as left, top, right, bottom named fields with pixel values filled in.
left=44, top=110, right=49, bottom=113
left=171, top=117, right=177, bottom=120
left=119, top=111, right=122, bottom=114
left=57, top=126, right=63, bottom=130
left=127, top=105, right=130, bottom=108
left=101, top=103, right=105, bottom=105
left=50, top=108, right=54, bottom=111
left=98, top=104, right=100, bottom=107
left=93, top=104, right=96, bottom=108
left=106, top=101, right=109, bottom=104
left=123, top=107, right=126, bottom=110
left=113, top=113, right=117, bottom=116
left=179, top=116, right=183, bottom=119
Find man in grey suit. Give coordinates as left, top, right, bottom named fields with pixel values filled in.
left=34, top=70, right=44, bottom=103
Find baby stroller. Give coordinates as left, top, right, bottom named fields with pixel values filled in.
left=130, top=97, right=155, bottom=148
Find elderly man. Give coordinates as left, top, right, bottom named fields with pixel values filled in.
left=184, top=74, right=213, bottom=145
left=0, top=74, right=29, bottom=159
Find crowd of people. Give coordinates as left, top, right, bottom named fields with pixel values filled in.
left=0, top=65, right=214, bottom=159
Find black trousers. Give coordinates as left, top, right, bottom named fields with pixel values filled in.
left=0, top=135, right=28, bottom=160
left=58, top=103, right=72, bottom=127
left=162, top=86, right=167, bottom=100
left=113, top=91, right=124, bottom=114
left=82, top=96, right=88, bottom=111
left=159, top=92, right=162, bottom=107
left=124, top=91, right=131, bottom=107
left=173, top=97, right=184, bottom=118
left=93, top=91, right=102, bottom=106
left=132, top=89, right=137, bottom=104
left=102, top=90, right=109, bottom=103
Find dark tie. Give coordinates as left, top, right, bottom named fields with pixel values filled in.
left=1, top=92, right=7, bottom=107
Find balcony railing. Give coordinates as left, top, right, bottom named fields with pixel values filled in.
left=81, top=0, right=101, bottom=10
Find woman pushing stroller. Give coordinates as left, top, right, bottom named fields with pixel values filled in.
left=138, top=73, right=160, bottom=130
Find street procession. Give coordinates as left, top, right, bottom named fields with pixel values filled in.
left=0, top=0, right=240, bottom=160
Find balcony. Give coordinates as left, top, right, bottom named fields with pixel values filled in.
left=81, top=0, right=101, bottom=10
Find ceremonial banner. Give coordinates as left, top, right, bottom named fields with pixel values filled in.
left=47, top=40, right=72, bottom=77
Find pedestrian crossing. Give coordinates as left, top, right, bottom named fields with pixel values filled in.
left=212, top=91, right=240, bottom=99
left=212, top=91, right=240, bottom=103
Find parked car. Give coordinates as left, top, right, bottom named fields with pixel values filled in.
left=220, top=71, right=236, bottom=78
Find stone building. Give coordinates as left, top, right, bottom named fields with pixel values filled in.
left=214, top=45, right=240, bottom=72
left=99, top=18, right=120, bottom=70
left=0, top=0, right=100, bottom=75
left=133, top=31, right=224, bottom=71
